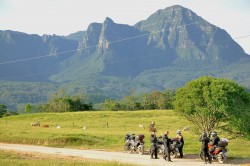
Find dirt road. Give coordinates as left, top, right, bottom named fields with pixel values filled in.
left=0, top=143, right=248, bottom=166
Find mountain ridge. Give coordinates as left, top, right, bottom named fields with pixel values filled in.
left=0, top=5, right=249, bottom=109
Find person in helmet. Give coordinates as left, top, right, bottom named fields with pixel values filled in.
left=163, top=131, right=172, bottom=162
left=199, top=132, right=212, bottom=164
left=176, top=129, right=184, bottom=158
left=150, top=131, right=158, bottom=159
left=210, top=132, right=220, bottom=146
left=209, top=131, right=220, bottom=154
left=130, top=133, right=135, bottom=141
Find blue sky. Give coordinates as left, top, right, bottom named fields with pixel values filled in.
left=0, top=0, right=249, bottom=54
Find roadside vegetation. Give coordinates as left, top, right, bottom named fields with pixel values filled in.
left=0, top=110, right=249, bottom=158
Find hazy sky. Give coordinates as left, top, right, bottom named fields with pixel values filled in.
left=0, top=0, right=250, bottom=54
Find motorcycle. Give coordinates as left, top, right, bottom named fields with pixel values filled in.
left=169, top=138, right=181, bottom=158
left=124, top=134, right=145, bottom=155
left=200, top=138, right=228, bottom=163
left=155, top=136, right=180, bottom=158
left=156, top=137, right=165, bottom=155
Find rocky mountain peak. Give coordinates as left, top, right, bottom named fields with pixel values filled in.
left=103, top=17, right=115, bottom=25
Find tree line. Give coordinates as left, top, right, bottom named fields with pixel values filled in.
left=1, top=76, right=249, bottom=138
left=101, top=90, right=174, bottom=111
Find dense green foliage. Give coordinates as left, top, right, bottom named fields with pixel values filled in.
left=101, top=90, right=174, bottom=111
left=0, top=104, right=18, bottom=118
left=0, top=81, right=59, bottom=110
left=173, top=76, right=250, bottom=137
left=0, top=104, right=7, bottom=118
left=39, top=89, right=93, bottom=112
left=24, top=104, right=32, bottom=113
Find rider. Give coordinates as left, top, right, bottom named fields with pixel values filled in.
left=130, top=133, right=136, bottom=141
left=163, top=131, right=172, bottom=162
left=176, top=130, right=184, bottom=158
left=150, top=131, right=159, bottom=159
left=199, top=132, right=212, bottom=164
left=209, top=131, right=220, bottom=154
left=135, top=134, right=145, bottom=147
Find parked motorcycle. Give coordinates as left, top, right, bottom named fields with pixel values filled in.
left=169, top=138, right=181, bottom=158
left=156, top=137, right=165, bottom=155
left=200, top=138, right=228, bottom=163
left=155, top=136, right=180, bottom=158
left=124, top=134, right=145, bottom=155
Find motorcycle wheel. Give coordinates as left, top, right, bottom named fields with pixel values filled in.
left=124, top=144, right=132, bottom=153
left=138, top=145, right=144, bottom=155
left=170, top=150, right=177, bottom=158
left=218, top=156, right=224, bottom=163
left=218, top=153, right=226, bottom=163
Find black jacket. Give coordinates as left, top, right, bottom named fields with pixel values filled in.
left=210, top=136, right=220, bottom=146
left=199, top=136, right=210, bottom=150
left=150, top=135, right=157, bottom=145
left=163, top=134, right=171, bottom=148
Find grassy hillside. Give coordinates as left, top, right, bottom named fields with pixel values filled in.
left=0, top=110, right=249, bottom=158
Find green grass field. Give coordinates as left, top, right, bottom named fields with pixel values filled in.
left=0, top=110, right=249, bottom=159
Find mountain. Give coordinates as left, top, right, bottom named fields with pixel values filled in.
left=50, top=5, right=249, bottom=92
left=53, top=5, right=248, bottom=79
left=0, top=5, right=250, bottom=109
left=62, top=31, right=86, bottom=41
left=134, top=5, right=247, bottom=64
left=0, top=30, right=78, bottom=81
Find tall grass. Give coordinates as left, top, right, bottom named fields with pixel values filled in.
left=0, top=110, right=249, bottom=158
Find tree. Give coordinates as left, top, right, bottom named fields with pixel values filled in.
left=68, top=95, right=93, bottom=111
left=140, top=90, right=174, bottom=110
left=0, top=104, right=7, bottom=118
left=101, top=99, right=121, bottom=111
left=120, top=90, right=141, bottom=111
left=155, top=90, right=175, bottom=110
left=39, top=90, right=93, bottom=112
left=24, top=104, right=32, bottom=113
left=173, top=76, right=250, bottom=136
left=141, top=92, right=158, bottom=110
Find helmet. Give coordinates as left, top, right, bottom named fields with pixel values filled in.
left=176, top=130, right=181, bottom=135
left=201, top=132, right=207, bottom=137
left=211, top=131, right=217, bottom=137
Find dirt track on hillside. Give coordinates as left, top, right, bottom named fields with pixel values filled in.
left=0, top=143, right=249, bottom=166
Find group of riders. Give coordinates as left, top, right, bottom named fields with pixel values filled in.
left=199, top=131, right=228, bottom=164
left=125, top=122, right=228, bottom=164
left=149, top=129, right=183, bottom=162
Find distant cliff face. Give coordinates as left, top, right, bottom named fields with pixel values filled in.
left=0, top=5, right=248, bottom=82
left=52, top=5, right=248, bottom=81
left=0, top=30, right=78, bottom=81
left=0, top=5, right=249, bottom=107
left=135, top=5, right=247, bottom=64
